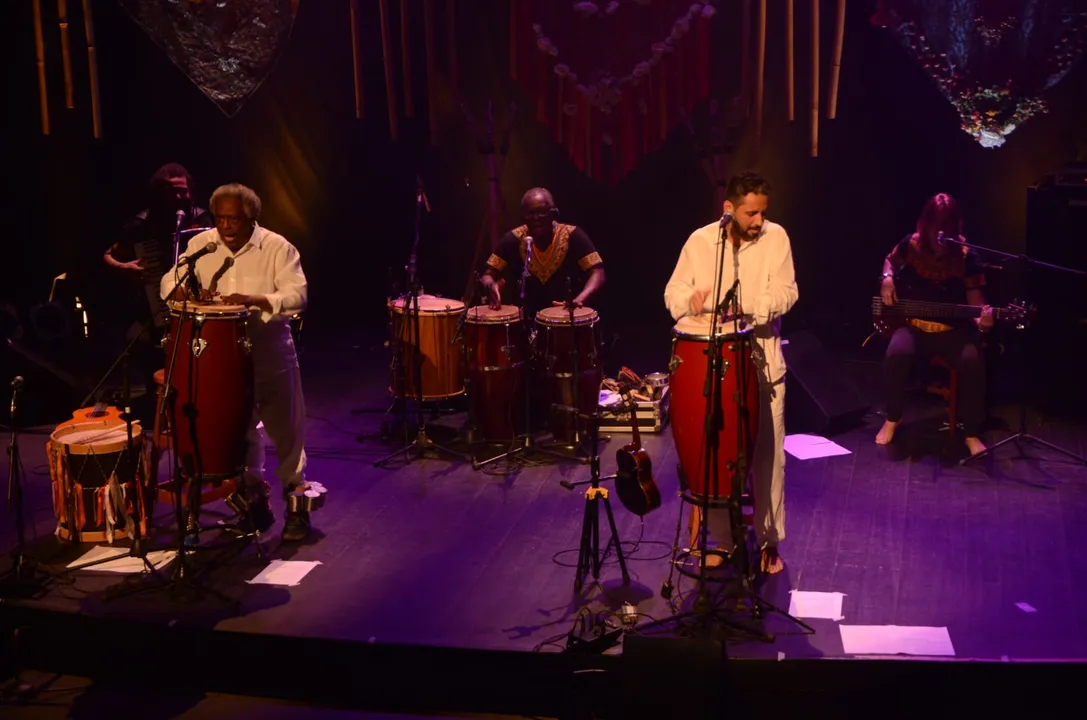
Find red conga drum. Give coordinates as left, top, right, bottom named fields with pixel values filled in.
left=387, top=295, right=466, bottom=400
left=465, top=305, right=528, bottom=441
left=668, top=316, right=760, bottom=500
left=534, top=306, right=603, bottom=443
left=162, top=301, right=253, bottom=481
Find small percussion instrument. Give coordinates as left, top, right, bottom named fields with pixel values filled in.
left=48, top=416, right=150, bottom=543
left=388, top=295, right=466, bottom=400
left=668, top=315, right=760, bottom=500
left=161, top=301, right=253, bottom=481
left=465, top=304, right=528, bottom=441
left=534, top=305, right=603, bottom=443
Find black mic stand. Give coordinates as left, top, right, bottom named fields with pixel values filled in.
left=101, top=266, right=238, bottom=605
left=558, top=408, right=629, bottom=593
left=939, top=236, right=1087, bottom=467
left=375, top=178, right=470, bottom=467
left=0, top=378, right=58, bottom=599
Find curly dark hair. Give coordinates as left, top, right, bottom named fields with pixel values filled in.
left=725, top=171, right=772, bottom=204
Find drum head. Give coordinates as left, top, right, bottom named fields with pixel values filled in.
left=467, top=305, right=521, bottom=324
left=672, top=314, right=751, bottom=341
left=389, top=295, right=465, bottom=315
left=51, top=420, right=142, bottom=454
left=169, top=301, right=250, bottom=316
left=536, top=306, right=599, bottom=326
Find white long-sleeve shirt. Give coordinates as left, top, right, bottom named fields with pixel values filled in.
left=160, top=224, right=308, bottom=382
left=664, top=220, right=798, bottom=383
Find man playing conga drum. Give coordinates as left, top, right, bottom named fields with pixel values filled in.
left=161, top=183, right=314, bottom=542
left=664, top=171, right=798, bottom=574
left=481, top=188, right=605, bottom=316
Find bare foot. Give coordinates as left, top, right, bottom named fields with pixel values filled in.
left=761, top=546, right=784, bottom=575
left=964, top=436, right=987, bottom=456
left=875, top=419, right=899, bottom=445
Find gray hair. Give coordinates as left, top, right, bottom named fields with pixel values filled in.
left=210, top=183, right=262, bottom=221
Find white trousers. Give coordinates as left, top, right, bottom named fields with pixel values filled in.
left=243, top=365, right=307, bottom=493
left=704, top=377, right=786, bottom=550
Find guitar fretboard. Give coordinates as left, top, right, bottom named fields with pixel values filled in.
left=871, top=297, right=996, bottom=320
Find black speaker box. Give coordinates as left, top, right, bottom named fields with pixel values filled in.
left=782, top=330, right=870, bottom=437
left=621, top=635, right=727, bottom=720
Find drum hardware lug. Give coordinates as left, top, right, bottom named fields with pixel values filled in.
left=159, top=334, right=170, bottom=348
left=193, top=314, right=206, bottom=327
left=239, top=336, right=253, bottom=354
left=502, top=345, right=512, bottom=360
left=669, top=355, right=682, bottom=373
left=191, top=338, right=208, bottom=358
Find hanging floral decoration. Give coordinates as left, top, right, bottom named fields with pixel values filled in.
left=872, top=0, right=1087, bottom=148
left=510, top=0, right=719, bottom=184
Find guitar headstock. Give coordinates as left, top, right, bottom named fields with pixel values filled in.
left=1001, top=300, right=1037, bottom=330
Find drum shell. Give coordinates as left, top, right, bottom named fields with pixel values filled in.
left=48, top=420, right=151, bottom=543
left=668, top=329, right=760, bottom=499
left=533, top=309, right=603, bottom=443
left=388, top=298, right=465, bottom=400
left=466, top=309, right=528, bottom=441
left=163, top=307, right=253, bottom=480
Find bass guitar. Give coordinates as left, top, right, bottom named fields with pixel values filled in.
left=613, top=369, right=661, bottom=517
left=870, top=296, right=1033, bottom=339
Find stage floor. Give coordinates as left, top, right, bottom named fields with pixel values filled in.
left=4, top=331, right=1087, bottom=670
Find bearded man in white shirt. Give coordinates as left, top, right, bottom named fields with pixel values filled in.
left=161, top=183, right=313, bottom=542
left=664, top=171, right=798, bottom=574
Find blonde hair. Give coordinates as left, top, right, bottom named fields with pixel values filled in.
left=210, top=183, right=262, bottom=221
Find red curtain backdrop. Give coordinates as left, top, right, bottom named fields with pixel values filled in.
left=872, top=0, right=1087, bottom=147
left=510, top=0, right=719, bottom=184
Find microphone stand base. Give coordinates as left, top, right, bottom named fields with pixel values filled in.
left=374, top=427, right=472, bottom=468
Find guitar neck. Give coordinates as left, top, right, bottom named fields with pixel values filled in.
left=872, top=297, right=1002, bottom=321
left=620, top=389, right=642, bottom=446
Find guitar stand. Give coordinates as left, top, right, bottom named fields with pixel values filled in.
left=558, top=415, right=629, bottom=594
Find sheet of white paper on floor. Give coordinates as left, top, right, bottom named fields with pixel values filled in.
left=839, top=625, right=955, bottom=656
left=68, top=545, right=177, bottom=573
left=788, top=590, right=846, bottom=620
left=784, top=434, right=852, bottom=460
left=247, top=560, right=322, bottom=587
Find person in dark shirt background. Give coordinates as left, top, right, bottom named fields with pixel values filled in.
left=875, top=193, right=994, bottom=455
left=480, top=188, right=605, bottom=318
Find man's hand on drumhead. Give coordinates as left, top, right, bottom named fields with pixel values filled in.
left=487, top=284, right=502, bottom=310
left=551, top=299, right=583, bottom=309
left=689, top=288, right=710, bottom=315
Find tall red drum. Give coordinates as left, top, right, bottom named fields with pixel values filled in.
left=162, top=302, right=253, bottom=481
left=668, top=316, right=760, bottom=500
left=465, top=305, right=527, bottom=441
left=534, top=306, right=603, bottom=443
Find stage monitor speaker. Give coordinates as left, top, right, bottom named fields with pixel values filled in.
left=621, top=635, right=728, bottom=720
left=782, top=330, right=870, bottom=437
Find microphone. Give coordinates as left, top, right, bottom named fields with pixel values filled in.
left=178, top=241, right=218, bottom=267
left=719, top=210, right=733, bottom=230
left=717, top=277, right=740, bottom=315
left=10, top=375, right=24, bottom=390
left=175, top=209, right=185, bottom=229
left=10, top=375, right=23, bottom=416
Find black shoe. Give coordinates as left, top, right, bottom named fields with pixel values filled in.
left=225, top=492, right=275, bottom=535
left=282, top=510, right=311, bottom=542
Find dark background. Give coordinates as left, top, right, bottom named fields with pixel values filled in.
left=3, top=0, right=1086, bottom=421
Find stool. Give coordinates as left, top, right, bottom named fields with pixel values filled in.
left=150, top=368, right=238, bottom=509
left=926, top=356, right=960, bottom=436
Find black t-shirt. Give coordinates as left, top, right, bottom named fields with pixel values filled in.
left=485, top=223, right=602, bottom=317
left=886, top=233, right=986, bottom=328
left=109, top=206, right=213, bottom=323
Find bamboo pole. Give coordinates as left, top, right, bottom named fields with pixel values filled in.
left=810, top=0, right=819, bottom=156
left=378, top=0, right=399, bottom=140
left=423, top=0, right=439, bottom=145
left=32, top=0, right=49, bottom=135
left=509, top=0, right=518, bottom=79
left=446, top=0, right=459, bottom=102
left=400, top=0, right=414, bottom=116
left=740, top=0, right=751, bottom=117
left=754, top=0, right=766, bottom=155
left=827, top=0, right=846, bottom=119
left=58, top=0, right=74, bottom=108
left=786, top=0, right=794, bottom=121
left=81, top=0, right=102, bottom=138
left=349, top=0, right=364, bottom=119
